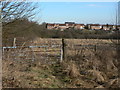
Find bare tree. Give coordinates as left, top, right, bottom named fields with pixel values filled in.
left=1, top=0, right=39, bottom=26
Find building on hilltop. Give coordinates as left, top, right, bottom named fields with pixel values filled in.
left=58, top=24, right=67, bottom=30
left=102, top=24, right=114, bottom=30
left=46, top=22, right=85, bottom=30
left=74, top=24, right=85, bottom=29
left=46, top=23, right=118, bottom=31
left=46, top=23, right=55, bottom=29
left=87, top=24, right=102, bottom=30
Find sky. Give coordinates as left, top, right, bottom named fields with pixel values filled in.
left=35, top=2, right=118, bottom=24
left=25, top=0, right=120, bottom=2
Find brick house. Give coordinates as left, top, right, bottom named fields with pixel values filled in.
left=102, top=24, right=113, bottom=30
left=47, top=22, right=75, bottom=30
left=46, top=23, right=55, bottom=29
left=65, top=22, right=75, bottom=29
left=46, top=22, right=85, bottom=30
left=54, top=24, right=59, bottom=29
left=46, top=23, right=116, bottom=30
left=112, top=25, right=120, bottom=30
left=87, top=24, right=102, bottom=30
left=74, top=24, right=85, bottom=29
left=58, top=24, right=67, bottom=30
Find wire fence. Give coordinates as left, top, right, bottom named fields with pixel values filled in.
left=3, top=38, right=62, bottom=64
left=2, top=37, right=120, bottom=64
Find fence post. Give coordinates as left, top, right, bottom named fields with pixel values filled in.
left=13, top=38, right=16, bottom=47
left=60, top=38, right=65, bottom=62
left=94, top=45, right=97, bottom=52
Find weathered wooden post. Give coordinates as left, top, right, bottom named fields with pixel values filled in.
left=94, top=45, right=97, bottom=52
left=60, top=38, right=65, bottom=62
left=13, top=38, right=16, bottom=47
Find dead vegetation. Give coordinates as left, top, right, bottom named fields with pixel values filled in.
left=2, top=38, right=120, bottom=88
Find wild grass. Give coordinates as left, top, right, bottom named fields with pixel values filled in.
left=2, top=38, right=120, bottom=88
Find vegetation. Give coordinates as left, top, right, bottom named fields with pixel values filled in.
left=1, top=1, right=120, bottom=88
left=2, top=18, right=120, bottom=47
left=2, top=1, right=39, bottom=26
left=3, top=39, right=120, bottom=88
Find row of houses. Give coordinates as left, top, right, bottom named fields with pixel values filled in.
left=46, top=22, right=120, bottom=31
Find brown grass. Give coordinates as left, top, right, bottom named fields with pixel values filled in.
left=2, top=38, right=120, bottom=88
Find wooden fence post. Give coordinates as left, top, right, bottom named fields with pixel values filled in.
left=13, top=38, right=16, bottom=47
left=60, top=38, right=65, bottom=62
left=94, top=45, right=97, bottom=52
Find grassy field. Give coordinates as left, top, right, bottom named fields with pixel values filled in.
left=2, top=38, right=120, bottom=88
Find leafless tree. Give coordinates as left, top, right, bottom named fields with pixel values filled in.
left=1, top=0, right=39, bottom=26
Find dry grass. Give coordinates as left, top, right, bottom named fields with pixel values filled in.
left=3, top=59, right=64, bottom=88
left=2, top=38, right=120, bottom=88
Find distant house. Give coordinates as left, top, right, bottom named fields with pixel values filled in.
left=74, top=24, right=85, bottom=29
left=47, top=22, right=76, bottom=30
left=87, top=24, right=102, bottom=30
left=54, top=24, right=59, bottom=29
left=58, top=24, right=67, bottom=30
left=46, top=23, right=55, bottom=29
left=46, top=23, right=116, bottom=30
left=65, top=22, right=75, bottom=29
left=112, top=25, right=120, bottom=30
left=102, top=24, right=113, bottom=30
